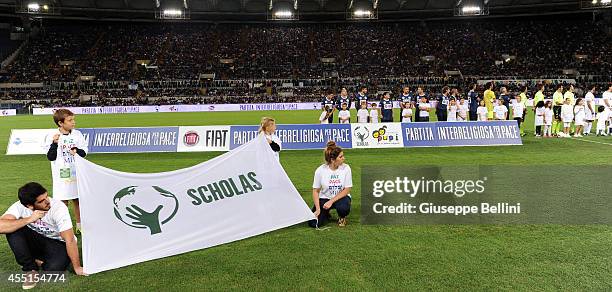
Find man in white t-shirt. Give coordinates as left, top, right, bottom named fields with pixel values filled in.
left=0, top=182, right=86, bottom=288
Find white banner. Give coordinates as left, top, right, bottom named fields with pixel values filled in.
left=351, top=123, right=404, bottom=149
left=32, top=103, right=321, bottom=115
left=177, top=126, right=230, bottom=152
left=6, top=129, right=53, bottom=155
left=1, top=109, right=17, bottom=116
left=76, top=135, right=315, bottom=274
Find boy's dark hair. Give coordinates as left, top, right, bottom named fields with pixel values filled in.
left=18, top=182, right=47, bottom=207
left=442, top=86, right=450, bottom=94
left=556, top=84, right=564, bottom=90
left=536, top=101, right=545, bottom=108
left=53, top=109, right=74, bottom=127
left=598, top=106, right=605, bottom=113
left=360, top=86, right=367, bottom=91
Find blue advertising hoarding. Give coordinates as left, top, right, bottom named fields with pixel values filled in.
left=80, top=127, right=179, bottom=153
left=402, top=121, right=522, bottom=147
left=229, top=124, right=352, bottom=150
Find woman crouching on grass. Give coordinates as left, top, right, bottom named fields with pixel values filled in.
left=308, top=141, right=352, bottom=228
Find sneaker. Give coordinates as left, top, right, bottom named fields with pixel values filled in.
left=337, top=218, right=347, bottom=227
left=22, top=270, right=38, bottom=290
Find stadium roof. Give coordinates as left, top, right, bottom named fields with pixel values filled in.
left=0, top=0, right=594, bottom=22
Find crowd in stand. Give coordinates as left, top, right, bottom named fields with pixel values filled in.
left=1, top=17, right=610, bottom=84
left=1, top=16, right=610, bottom=110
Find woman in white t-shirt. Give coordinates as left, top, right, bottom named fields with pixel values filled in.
left=308, top=141, right=352, bottom=228
left=259, top=117, right=282, bottom=161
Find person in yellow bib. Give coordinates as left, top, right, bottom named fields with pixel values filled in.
left=552, top=84, right=565, bottom=136
left=564, top=84, right=575, bottom=105
left=483, top=82, right=496, bottom=120
left=517, top=86, right=529, bottom=135
left=533, top=84, right=545, bottom=113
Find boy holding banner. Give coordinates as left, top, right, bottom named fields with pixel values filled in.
left=44, top=109, right=88, bottom=235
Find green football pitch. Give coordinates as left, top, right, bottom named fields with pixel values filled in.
left=1, top=109, right=611, bottom=290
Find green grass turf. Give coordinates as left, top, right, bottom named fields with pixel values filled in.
left=0, top=109, right=611, bottom=290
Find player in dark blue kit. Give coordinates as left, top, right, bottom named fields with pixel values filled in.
left=398, top=86, right=413, bottom=109
left=321, top=90, right=337, bottom=123
left=380, top=92, right=394, bottom=122
left=336, top=87, right=352, bottom=117
left=436, top=86, right=450, bottom=121
left=355, top=86, right=368, bottom=110
left=468, top=84, right=479, bottom=121
left=499, top=86, right=511, bottom=120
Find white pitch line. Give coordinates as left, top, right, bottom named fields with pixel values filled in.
left=570, top=137, right=612, bottom=146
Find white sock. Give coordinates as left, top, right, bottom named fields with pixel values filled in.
left=584, top=122, right=591, bottom=134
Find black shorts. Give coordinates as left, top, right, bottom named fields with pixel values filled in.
left=553, top=106, right=562, bottom=120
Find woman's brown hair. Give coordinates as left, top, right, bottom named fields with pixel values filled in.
left=324, top=141, right=342, bottom=164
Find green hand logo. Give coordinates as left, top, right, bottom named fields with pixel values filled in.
left=354, top=126, right=369, bottom=142
left=113, top=186, right=179, bottom=235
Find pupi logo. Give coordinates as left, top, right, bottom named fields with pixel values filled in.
left=372, top=126, right=399, bottom=143
left=183, top=131, right=199, bottom=146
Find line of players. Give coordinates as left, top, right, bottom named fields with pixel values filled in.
left=318, top=84, right=612, bottom=137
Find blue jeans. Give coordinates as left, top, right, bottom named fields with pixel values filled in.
left=308, top=196, right=351, bottom=228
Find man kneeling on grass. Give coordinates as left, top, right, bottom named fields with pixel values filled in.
left=0, top=182, right=86, bottom=289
